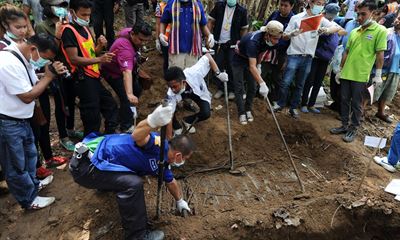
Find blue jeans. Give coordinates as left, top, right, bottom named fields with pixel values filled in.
left=278, top=55, right=312, bottom=109
left=0, top=119, right=39, bottom=208
left=388, top=123, right=400, bottom=165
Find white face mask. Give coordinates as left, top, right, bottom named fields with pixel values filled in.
left=171, top=160, right=185, bottom=167
left=266, top=40, right=274, bottom=46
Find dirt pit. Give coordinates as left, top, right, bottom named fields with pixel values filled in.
left=2, top=35, right=400, bottom=240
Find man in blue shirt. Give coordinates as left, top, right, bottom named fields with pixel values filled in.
left=159, top=0, right=214, bottom=69
left=69, top=104, right=194, bottom=240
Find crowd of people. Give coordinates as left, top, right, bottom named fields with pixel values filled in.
left=1, top=0, right=400, bottom=239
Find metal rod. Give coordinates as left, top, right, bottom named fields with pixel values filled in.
left=264, top=97, right=305, bottom=192
left=223, top=81, right=234, bottom=170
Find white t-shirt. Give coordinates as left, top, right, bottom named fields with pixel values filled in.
left=0, top=44, right=38, bottom=119
left=284, top=11, right=333, bottom=57
left=167, top=55, right=212, bottom=105
left=219, top=5, right=236, bottom=43
left=344, top=0, right=358, bottom=19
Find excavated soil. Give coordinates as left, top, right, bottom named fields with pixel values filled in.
left=2, top=13, right=400, bottom=240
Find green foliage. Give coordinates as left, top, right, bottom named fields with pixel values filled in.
left=251, top=20, right=264, bottom=31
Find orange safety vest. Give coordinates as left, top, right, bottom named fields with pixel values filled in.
left=60, top=24, right=100, bottom=79
left=160, top=2, right=171, bottom=40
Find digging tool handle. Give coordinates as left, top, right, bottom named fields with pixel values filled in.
left=156, top=101, right=169, bottom=219
left=264, top=97, right=305, bottom=192
left=223, top=81, right=234, bottom=170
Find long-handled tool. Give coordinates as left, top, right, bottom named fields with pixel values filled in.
left=223, top=81, right=234, bottom=170
left=357, top=137, right=384, bottom=192
left=155, top=102, right=169, bottom=219
left=264, top=97, right=305, bottom=192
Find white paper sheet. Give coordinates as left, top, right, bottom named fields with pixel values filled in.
left=384, top=179, right=400, bottom=196
left=395, top=195, right=400, bottom=202
left=363, top=136, right=387, bottom=149
left=367, top=85, right=374, bottom=105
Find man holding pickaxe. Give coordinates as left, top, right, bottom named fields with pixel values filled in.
left=69, top=104, right=193, bottom=240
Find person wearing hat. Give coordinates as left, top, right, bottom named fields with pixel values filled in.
left=231, top=20, right=283, bottom=125
left=274, top=0, right=343, bottom=118
left=301, top=3, right=346, bottom=114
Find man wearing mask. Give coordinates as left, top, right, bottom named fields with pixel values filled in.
left=274, top=0, right=343, bottom=118
left=0, top=34, right=67, bottom=210
left=331, top=0, right=387, bottom=143
left=70, top=104, right=194, bottom=240
left=232, top=21, right=283, bottom=125
left=208, top=0, right=248, bottom=100
left=159, top=0, right=214, bottom=69
left=60, top=0, right=118, bottom=137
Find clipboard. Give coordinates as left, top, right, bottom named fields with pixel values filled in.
left=299, top=14, right=323, bottom=33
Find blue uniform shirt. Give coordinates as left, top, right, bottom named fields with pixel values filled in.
left=160, top=0, right=207, bottom=54
left=84, top=133, right=174, bottom=183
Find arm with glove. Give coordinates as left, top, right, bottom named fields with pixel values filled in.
left=248, top=58, right=269, bottom=99
left=166, top=179, right=191, bottom=214
left=132, top=104, right=174, bottom=146
left=372, top=51, right=384, bottom=85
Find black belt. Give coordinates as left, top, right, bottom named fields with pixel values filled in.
left=0, top=114, right=28, bottom=121
left=292, top=54, right=312, bottom=58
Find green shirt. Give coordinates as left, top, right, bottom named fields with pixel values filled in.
left=341, top=22, right=388, bottom=83
left=34, top=19, right=56, bottom=37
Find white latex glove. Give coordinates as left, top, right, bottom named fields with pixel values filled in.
left=287, top=29, right=302, bottom=38
left=257, top=64, right=262, bottom=75
left=146, top=104, right=174, bottom=128
left=155, top=39, right=161, bottom=52
left=259, top=81, right=269, bottom=99
left=207, top=34, right=215, bottom=48
left=318, top=27, right=329, bottom=35
left=216, top=71, right=229, bottom=82
left=372, top=69, right=383, bottom=84
left=176, top=199, right=191, bottom=213
left=335, top=69, right=341, bottom=85
left=159, top=33, right=169, bottom=47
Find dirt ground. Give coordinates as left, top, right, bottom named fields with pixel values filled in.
left=2, top=12, right=400, bottom=240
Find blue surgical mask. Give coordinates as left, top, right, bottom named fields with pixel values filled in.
left=51, top=6, right=68, bottom=18
left=30, top=49, right=50, bottom=69
left=6, top=31, right=19, bottom=40
left=311, top=5, right=324, bottom=15
left=353, top=12, right=358, bottom=19
left=73, top=11, right=90, bottom=27
left=227, top=0, right=237, bottom=7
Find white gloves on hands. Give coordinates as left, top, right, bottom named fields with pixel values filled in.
left=259, top=81, right=269, bottom=99
left=176, top=199, right=191, bottom=213
left=335, top=69, right=341, bottom=85
left=318, top=27, right=329, bottom=35
left=155, top=39, right=161, bottom=52
left=257, top=64, right=262, bottom=75
left=159, top=33, right=169, bottom=47
left=216, top=71, right=229, bottom=82
left=147, top=104, right=174, bottom=128
left=287, top=29, right=302, bottom=38
left=372, top=69, right=383, bottom=84
left=207, top=34, right=215, bottom=48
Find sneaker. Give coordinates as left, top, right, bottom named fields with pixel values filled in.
left=67, top=129, right=84, bottom=139
left=289, top=108, right=299, bottom=118
left=140, top=229, right=165, bottom=240
left=182, top=121, right=196, bottom=134
left=38, top=175, right=54, bottom=191
left=239, top=114, right=247, bottom=125
left=45, top=156, right=68, bottom=168
left=214, top=90, right=224, bottom=99
left=342, top=128, right=357, bottom=143
left=174, top=128, right=183, bottom=136
left=374, top=156, right=397, bottom=173
left=228, top=92, right=235, bottom=100
left=60, top=137, right=75, bottom=152
left=330, top=126, right=348, bottom=135
left=36, top=166, right=53, bottom=180
left=28, top=196, right=55, bottom=210
left=300, top=106, right=309, bottom=113
left=272, top=104, right=283, bottom=112
left=246, top=111, right=254, bottom=122
left=308, top=106, right=321, bottom=114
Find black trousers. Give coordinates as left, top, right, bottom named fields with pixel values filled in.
left=63, top=78, right=77, bottom=131
left=261, top=52, right=286, bottom=102
left=105, top=76, right=142, bottom=131
left=75, top=76, right=118, bottom=137
left=70, top=156, right=147, bottom=240
left=92, top=0, right=115, bottom=49
left=173, top=93, right=211, bottom=129
left=161, top=45, right=169, bottom=76
left=340, top=79, right=366, bottom=127
left=213, top=43, right=234, bottom=92
left=329, top=70, right=341, bottom=113
left=232, top=63, right=257, bottom=116
left=301, top=58, right=329, bottom=107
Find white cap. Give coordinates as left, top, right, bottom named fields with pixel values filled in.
left=260, top=20, right=284, bottom=37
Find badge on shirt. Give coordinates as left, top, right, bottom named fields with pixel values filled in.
left=366, top=34, right=373, bottom=40
left=123, top=61, right=128, bottom=68
left=149, top=158, right=158, bottom=171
